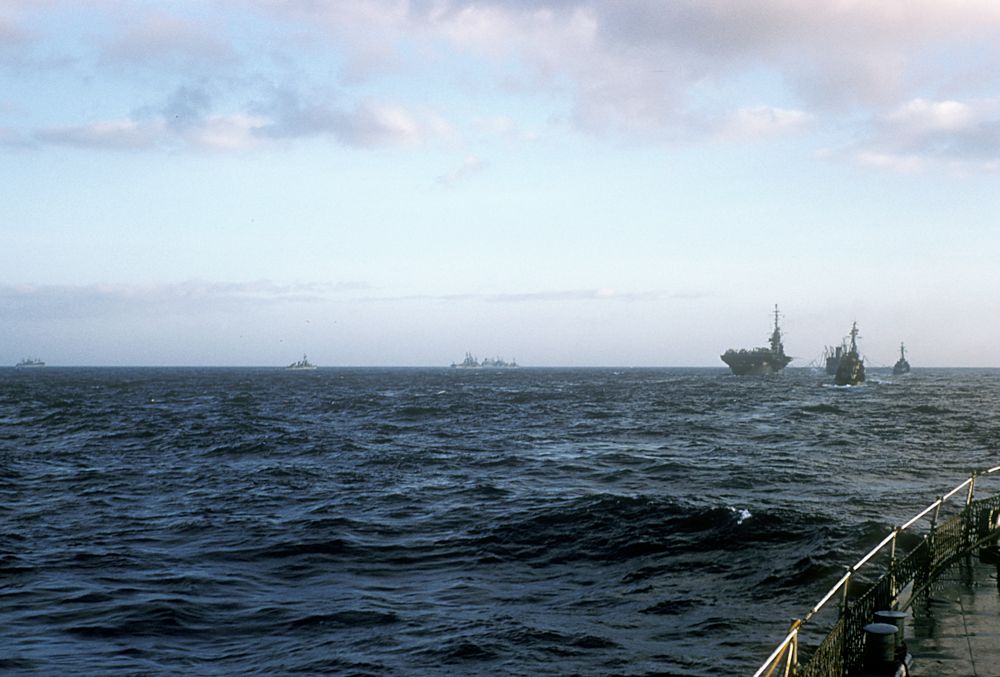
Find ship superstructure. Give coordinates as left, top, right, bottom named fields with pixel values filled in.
left=15, top=357, right=45, bottom=368
left=451, top=353, right=518, bottom=369
left=720, top=305, right=792, bottom=375
left=893, top=342, right=911, bottom=375
left=834, top=322, right=864, bottom=385
left=287, top=354, right=317, bottom=370
left=823, top=341, right=846, bottom=375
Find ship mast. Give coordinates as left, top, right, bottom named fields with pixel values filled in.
left=848, top=322, right=860, bottom=354
left=899, top=342, right=906, bottom=360
left=769, top=304, right=784, bottom=353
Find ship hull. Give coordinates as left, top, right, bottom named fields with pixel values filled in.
left=721, top=351, right=792, bottom=375
left=893, top=360, right=910, bottom=375
left=835, top=356, right=865, bottom=385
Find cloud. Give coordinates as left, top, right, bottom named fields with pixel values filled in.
left=490, top=288, right=662, bottom=302
left=255, top=0, right=415, bottom=83
left=34, top=113, right=271, bottom=152
left=261, top=1, right=1000, bottom=138
left=714, top=105, right=811, bottom=142
left=0, top=17, right=30, bottom=50
left=255, top=88, right=455, bottom=147
left=0, top=14, right=72, bottom=71
left=188, top=114, right=269, bottom=151
left=100, top=13, right=236, bottom=72
left=31, top=82, right=452, bottom=152
left=475, top=115, right=540, bottom=142
left=13, top=1, right=1000, bottom=165
left=361, top=287, right=709, bottom=303
left=0, top=126, right=35, bottom=148
left=157, top=85, right=213, bottom=131
left=849, top=97, right=1000, bottom=171
left=436, top=155, right=486, bottom=185
left=35, top=119, right=164, bottom=149
left=0, top=280, right=370, bottom=320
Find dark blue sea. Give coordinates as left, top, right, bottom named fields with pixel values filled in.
left=2, top=367, right=998, bottom=675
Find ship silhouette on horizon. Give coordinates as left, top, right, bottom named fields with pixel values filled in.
left=721, top=305, right=792, bottom=375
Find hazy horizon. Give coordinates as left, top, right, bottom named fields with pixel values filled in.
left=4, top=2, right=1000, bottom=368
left=8, top=361, right=994, bottom=370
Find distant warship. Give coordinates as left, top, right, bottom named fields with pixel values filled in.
left=721, top=305, right=792, bottom=375
left=834, top=323, right=865, bottom=385
left=287, top=354, right=317, bottom=370
left=893, top=342, right=911, bottom=375
left=14, top=357, right=45, bottom=368
left=451, top=353, right=518, bottom=369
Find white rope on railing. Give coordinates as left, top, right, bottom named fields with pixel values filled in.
left=753, top=466, right=1000, bottom=676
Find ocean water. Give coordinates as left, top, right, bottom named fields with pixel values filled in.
left=2, top=367, right=998, bottom=675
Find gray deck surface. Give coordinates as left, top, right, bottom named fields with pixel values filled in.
left=906, top=557, right=1000, bottom=676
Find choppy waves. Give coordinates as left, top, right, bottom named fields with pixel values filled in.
left=2, top=367, right=999, bottom=674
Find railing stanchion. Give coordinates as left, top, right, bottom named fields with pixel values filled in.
left=889, top=529, right=898, bottom=601
left=928, top=497, right=941, bottom=570
left=840, top=567, right=851, bottom=619
left=790, top=627, right=798, bottom=677
left=785, top=620, right=800, bottom=677
left=962, top=472, right=978, bottom=550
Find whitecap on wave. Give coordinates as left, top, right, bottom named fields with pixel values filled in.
left=729, top=507, right=752, bottom=525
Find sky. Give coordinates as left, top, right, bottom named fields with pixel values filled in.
left=2, top=0, right=1000, bottom=367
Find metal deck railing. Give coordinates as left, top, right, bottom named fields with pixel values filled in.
left=753, top=464, right=1000, bottom=677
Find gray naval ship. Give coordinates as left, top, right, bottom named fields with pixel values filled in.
left=893, top=341, right=911, bottom=375
left=834, top=322, right=864, bottom=386
left=720, top=305, right=792, bottom=375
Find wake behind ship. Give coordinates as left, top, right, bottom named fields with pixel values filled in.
left=721, top=305, right=792, bottom=375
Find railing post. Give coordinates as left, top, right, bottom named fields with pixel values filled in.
left=962, top=472, right=978, bottom=550
left=929, top=498, right=940, bottom=548
left=841, top=567, right=851, bottom=619
left=790, top=630, right=798, bottom=677
left=786, top=619, right=800, bottom=677
left=838, top=567, right=851, bottom=677
left=889, top=529, right=898, bottom=601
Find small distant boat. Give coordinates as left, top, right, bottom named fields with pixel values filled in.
left=450, top=352, right=518, bottom=369
left=15, top=357, right=45, bottom=368
left=720, top=305, right=792, bottom=375
left=834, top=322, right=865, bottom=386
left=287, top=354, right=317, bottom=370
left=893, top=342, right=911, bottom=375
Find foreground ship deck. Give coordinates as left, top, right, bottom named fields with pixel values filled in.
left=755, top=465, right=1000, bottom=677
left=906, top=557, right=1000, bottom=675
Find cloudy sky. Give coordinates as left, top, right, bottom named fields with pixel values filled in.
left=3, top=0, right=1000, bottom=366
